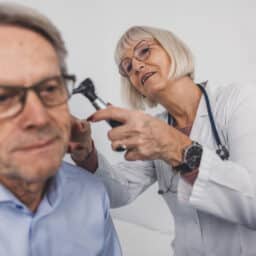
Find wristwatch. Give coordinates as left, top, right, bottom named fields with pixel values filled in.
left=174, top=141, right=203, bottom=174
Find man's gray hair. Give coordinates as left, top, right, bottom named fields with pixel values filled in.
left=0, top=3, right=68, bottom=74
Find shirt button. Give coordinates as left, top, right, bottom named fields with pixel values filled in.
left=15, top=205, right=23, bottom=210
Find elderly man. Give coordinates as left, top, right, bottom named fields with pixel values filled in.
left=0, top=3, right=122, bottom=256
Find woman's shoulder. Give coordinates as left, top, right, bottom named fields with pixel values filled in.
left=214, top=81, right=256, bottom=108
left=211, top=81, right=256, bottom=126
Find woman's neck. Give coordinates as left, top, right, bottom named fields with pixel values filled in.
left=156, top=76, right=202, bottom=128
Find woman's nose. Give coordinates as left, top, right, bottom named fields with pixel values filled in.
left=132, top=58, right=145, bottom=73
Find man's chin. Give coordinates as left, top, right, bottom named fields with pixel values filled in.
left=7, top=159, right=62, bottom=184
left=22, top=170, right=57, bottom=183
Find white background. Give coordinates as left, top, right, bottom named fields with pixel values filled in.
left=7, top=0, right=256, bottom=255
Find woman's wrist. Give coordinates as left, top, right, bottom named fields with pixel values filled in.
left=181, top=169, right=199, bottom=185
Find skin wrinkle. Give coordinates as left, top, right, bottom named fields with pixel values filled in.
left=7, top=126, right=62, bottom=152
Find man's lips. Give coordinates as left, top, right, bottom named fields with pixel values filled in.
left=14, top=137, right=58, bottom=152
left=141, top=72, right=156, bottom=85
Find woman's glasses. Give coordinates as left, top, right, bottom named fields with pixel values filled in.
left=119, top=40, right=156, bottom=77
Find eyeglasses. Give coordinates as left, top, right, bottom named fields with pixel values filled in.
left=119, top=40, right=156, bottom=77
left=0, top=74, right=76, bottom=119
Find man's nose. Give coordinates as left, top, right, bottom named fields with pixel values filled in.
left=19, top=91, right=50, bottom=129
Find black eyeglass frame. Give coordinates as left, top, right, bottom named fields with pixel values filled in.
left=0, top=74, right=76, bottom=119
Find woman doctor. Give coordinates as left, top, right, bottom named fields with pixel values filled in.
left=69, top=26, right=256, bottom=255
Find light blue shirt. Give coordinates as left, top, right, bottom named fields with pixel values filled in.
left=0, top=162, right=122, bottom=256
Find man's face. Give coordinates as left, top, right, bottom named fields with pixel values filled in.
left=0, top=25, right=71, bottom=183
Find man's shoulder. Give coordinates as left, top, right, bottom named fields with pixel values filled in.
left=58, top=161, right=107, bottom=198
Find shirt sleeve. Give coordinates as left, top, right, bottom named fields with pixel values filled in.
left=95, top=152, right=157, bottom=208
left=178, top=84, right=256, bottom=229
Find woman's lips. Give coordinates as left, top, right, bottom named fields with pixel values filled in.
left=141, top=72, right=156, bottom=85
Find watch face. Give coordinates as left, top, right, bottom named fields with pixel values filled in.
left=185, top=143, right=203, bottom=169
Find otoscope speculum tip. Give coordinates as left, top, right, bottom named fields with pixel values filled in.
left=72, top=78, right=94, bottom=94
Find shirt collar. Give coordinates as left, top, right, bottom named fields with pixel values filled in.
left=46, top=169, right=63, bottom=208
left=166, top=80, right=213, bottom=124
left=0, top=183, right=20, bottom=204
left=195, top=80, right=211, bottom=117
left=0, top=165, right=64, bottom=211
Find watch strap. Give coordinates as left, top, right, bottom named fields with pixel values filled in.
left=173, top=163, right=193, bottom=174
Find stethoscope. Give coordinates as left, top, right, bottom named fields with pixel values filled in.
left=158, top=81, right=230, bottom=195
left=195, top=82, right=229, bottom=160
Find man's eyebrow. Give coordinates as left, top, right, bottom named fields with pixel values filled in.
left=34, top=75, right=61, bottom=85
left=0, top=79, right=22, bottom=87
left=0, top=74, right=61, bottom=88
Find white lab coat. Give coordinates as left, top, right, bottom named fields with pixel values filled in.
left=95, top=81, right=256, bottom=256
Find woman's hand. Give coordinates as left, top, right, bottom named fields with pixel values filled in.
left=89, top=106, right=192, bottom=166
left=68, top=115, right=94, bottom=163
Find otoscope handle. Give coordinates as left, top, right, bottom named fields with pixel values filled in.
left=93, top=100, right=124, bottom=128
left=72, top=78, right=125, bottom=152
left=107, top=120, right=125, bottom=152
left=92, top=99, right=125, bottom=151
left=108, top=119, right=123, bottom=128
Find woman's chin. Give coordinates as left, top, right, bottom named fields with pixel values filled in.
left=145, top=82, right=167, bottom=99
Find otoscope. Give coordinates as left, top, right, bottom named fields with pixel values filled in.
left=72, top=78, right=125, bottom=152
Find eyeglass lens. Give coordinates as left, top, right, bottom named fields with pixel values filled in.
left=0, top=75, right=75, bottom=119
left=120, top=41, right=151, bottom=76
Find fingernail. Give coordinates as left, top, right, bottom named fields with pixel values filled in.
left=87, top=115, right=94, bottom=121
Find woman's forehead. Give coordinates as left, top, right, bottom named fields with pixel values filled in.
left=119, top=35, right=153, bottom=57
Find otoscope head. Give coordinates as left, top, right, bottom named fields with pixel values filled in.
left=72, top=78, right=97, bottom=102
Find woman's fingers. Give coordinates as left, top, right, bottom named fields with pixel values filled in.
left=106, top=109, right=151, bottom=140
left=89, top=106, right=130, bottom=124
left=111, top=135, right=155, bottom=160
left=107, top=124, right=134, bottom=141
left=124, top=149, right=142, bottom=161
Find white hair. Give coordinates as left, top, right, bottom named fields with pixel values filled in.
left=115, top=26, right=194, bottom=109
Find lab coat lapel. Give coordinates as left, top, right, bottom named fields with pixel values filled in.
left=189, top=82, right=217, bottom=150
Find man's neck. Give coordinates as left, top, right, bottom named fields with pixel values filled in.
left=0, top=175, right=47, bottom=212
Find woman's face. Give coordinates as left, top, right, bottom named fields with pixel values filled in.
left=119, top=39, right=171, bottom=100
